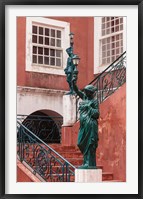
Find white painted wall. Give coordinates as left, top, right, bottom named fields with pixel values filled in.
left=17, top=86, right=66, bottom=116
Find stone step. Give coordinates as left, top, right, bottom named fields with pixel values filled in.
left=74, top=165, right=103, bottom=170
left=18, top=144, right=116, bottom=182
left=103, top=180, right=123, bottom=182
left=31, top=165, right=112, bottom=182
left=66, top=158, right=83, bottom=165
left=48, top=144, right=78, bottom=152
left=102, top=172, right=114, bottom=181
left=58, top=152, right=83, bottom=158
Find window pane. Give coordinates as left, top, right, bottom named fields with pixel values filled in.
left=44, top=57, right=49, bottom=65
left=112, top=36, right=115, bottom=42
left=112, top=56, right=115, bottom=62
left=116, top=48, right=119, bottom=54
left=33, top=46, right=37, bottom=54
left=39, top=36, right=43, bottom=44
left=115, top=19, right=119, bottom=25
left=115, top=26, right=119, bottom=32
left=102, top=51, right=106, bottom=58
left=57, top=30, right=61, bottom=38
left=38, top=56, right=43, bottom=64
left=121, top=47, right=123, bottom=53
left=120, top=24, right=123, bottom=31
left=39, top=27, right=43, bottom=35
left=116, top=55, right=120, bottom=59
left=111, top=20, right=114, bottom=26
left=102, top=30, right=105, bottom=36
left=44, top=48, right=49, bottom=55
left=57, top=39, right=61, bottom=47
left=106, top=22, right=110, bottom=28
left=102, top=17, right=105, bottom=23
left=38, top=47, right=43, bottom=55
left=107, top=44, right=110, bottom=50
left=102, top=23, right=105, bottom=29
left=107, top=17, right=110, bottom=21
left=107, top=37, right=110, bottom=43
left=50, top=49, right=55, bottom=56
left=45, top=28, right=49, bottom=36
left=107, top=57, right=110, bottom=63
left=116, top=41, right=119, bottom=47
left=51, top=29, right=55, bottom=37
left=102, top=45, right=106, bottom=51
left=107, top=51, right=110, bottom=56
left=120, top=17, right=123, bottom=23
left=32, top=26, right=37, bottom=34
left=102, top=39, right=106, bottom=45
left=56, top=58, right=61, bottom=66
left=111, top=27, right=114, bottom=33
left=112, top=43, right=115, bottom=48
left=50, top=57, right=55, bottom=65
left=121, top=40, right=123, bottom=46
left=106, top=28, right=110, bottom=34
left=33, top=55, right=37, bottom=63
left=116, top=35, right=120, bottom=40
left=51, top=38, right=55, bottom=46
left=45, top=37, right=49, bottom=45
left=102, top=58, right=106, bottom=64
left=32, top=35, right=37, bottom=43
left=56, top=50, right=61, bottom=57
left=112, top=50, right=115, bottom=55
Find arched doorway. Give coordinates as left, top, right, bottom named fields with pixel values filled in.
left=18, top=110, right=63, bottom=143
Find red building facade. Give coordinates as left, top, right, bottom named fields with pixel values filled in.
left=17, top=16, right=126, bottom=182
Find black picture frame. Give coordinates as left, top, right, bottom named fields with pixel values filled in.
left=0, top=0, right=142, bottom=198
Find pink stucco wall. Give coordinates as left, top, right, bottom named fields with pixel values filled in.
left=97, top=83, right=126, bottom=181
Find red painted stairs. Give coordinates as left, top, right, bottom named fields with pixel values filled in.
left=48, top=144, right=121, bottom=182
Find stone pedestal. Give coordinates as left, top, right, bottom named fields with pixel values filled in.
left=63, top=95, right=76, bottom=126
left=75, top=169, right=102, bottom=182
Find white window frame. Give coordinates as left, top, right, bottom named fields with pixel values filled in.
left=94, top=17, right=126, bottom=74
left=26, top=17, right=70, bottom=75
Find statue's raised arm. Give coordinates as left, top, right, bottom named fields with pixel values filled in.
left=72, top=76, right=84, bottom=99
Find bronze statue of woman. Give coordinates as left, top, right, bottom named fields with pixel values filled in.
left=72, top=78, right=100, bottom=169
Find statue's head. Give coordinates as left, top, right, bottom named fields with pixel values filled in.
left=84, top=85, right=97, bottom=97
left=66, top=47, right=73, bottom=55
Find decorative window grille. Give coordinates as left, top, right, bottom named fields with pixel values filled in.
left=100, top=17, right=124, bottom=66
left=32, top=24, right=63, bottom=67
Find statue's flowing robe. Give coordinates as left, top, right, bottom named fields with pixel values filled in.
left=77, top=95, right=99, bottom=156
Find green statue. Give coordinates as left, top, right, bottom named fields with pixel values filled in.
left=64, top=47, right=75, bottom=95
left=72, top=78, right=100, bottom=169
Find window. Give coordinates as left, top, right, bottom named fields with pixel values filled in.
left=32, top=24, right=62, bottom=67
left=94, top=17, right=126, bottom=74
left=100, top=17, right=124, bottom=66
left=26, top=17, right=70, bottom=75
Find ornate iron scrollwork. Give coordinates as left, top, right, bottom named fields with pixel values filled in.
left=17, top=114, right=63, bottom=143
left=17, top=122, right=75, bottom=182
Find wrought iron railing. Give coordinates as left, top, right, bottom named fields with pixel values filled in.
left=76, top=51, right=126, bottom=119
left=17, top=121, right=76, bottom=182
left=91, top=51, right=126, bottom=103
left=17, top=114, right=63, bottom=143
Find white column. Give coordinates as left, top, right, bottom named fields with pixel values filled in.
left=63, top=95, right=77, bottom=126
left=75, top=169, right=102, bottom=182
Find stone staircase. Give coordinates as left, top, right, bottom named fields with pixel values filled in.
left=48, top=144, right=120, bottom=182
